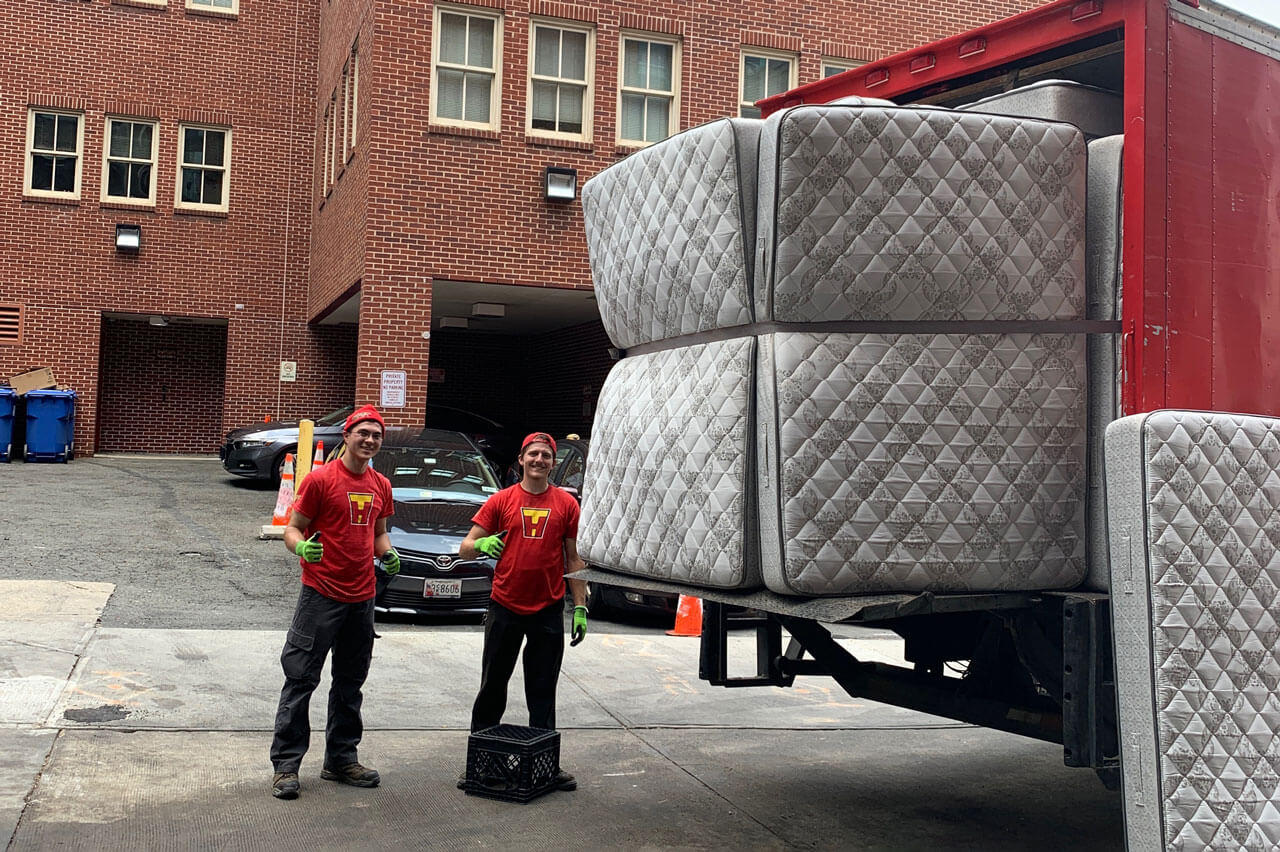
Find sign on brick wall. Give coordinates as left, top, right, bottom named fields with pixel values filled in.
left=380, top=370, right=406, bottom=408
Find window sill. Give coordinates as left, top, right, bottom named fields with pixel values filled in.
left=525, top=135, right=593, bottom=152
left=428, top=124, right=501, bottom=140
left=23, top=194, right=80, bottom=207
left=174, top=206, right=229, bottom=218
left=112, top=0, right=168, bottom=9
left=185, top=4, right=237, bottom=18
left=100, top=199, right=157, bottom=211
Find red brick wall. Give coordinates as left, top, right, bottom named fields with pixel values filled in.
left=97, top=318, right=227, bottom=453
left=3, top=0, right=1038, bottom=456
left=0, top=0, right=318, bottom=455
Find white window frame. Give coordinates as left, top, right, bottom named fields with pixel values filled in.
left=322, top=101, right=334, bottom=195
left=739, top=47, right=797, bottom=118
left=617, top=31, right=679, bottom=147
left=526, top=18, right=594, bottom=142
left=100, top=116, right=158, bottom=206
left=175, top=124, right=231, bottom=214
left=346, top=42, right=360, bottom=151
left=822, top=58, right=863, bottom=78
left=431, top=4, right=503, bottom=131
left=25, top=108, right=84, bottom=201
left=187, top=0, right=238, bottom=14
left=330, top=87, right=341, bottom=183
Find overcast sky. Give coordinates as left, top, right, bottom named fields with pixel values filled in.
left=1213, top=0, right=1279, bottom=27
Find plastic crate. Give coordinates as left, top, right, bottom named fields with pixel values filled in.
left=463, top=725, right=560, bottom=803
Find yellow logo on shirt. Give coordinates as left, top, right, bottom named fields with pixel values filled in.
left=348, top=493, right=375, bottom=525
left=521, top=507, right=551, bottom=539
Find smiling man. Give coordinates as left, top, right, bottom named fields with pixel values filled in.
left=269, top=404, right=399, bottom=800
left=458, top=431, right=588, bottom=792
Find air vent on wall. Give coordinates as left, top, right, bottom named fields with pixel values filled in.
left=0, top=304, right=22, bottom=345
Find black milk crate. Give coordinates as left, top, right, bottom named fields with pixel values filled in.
left=463, top=725, right=560, bottom=803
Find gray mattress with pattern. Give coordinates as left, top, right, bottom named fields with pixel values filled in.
left=1105, top=410, right=1280, bottom=851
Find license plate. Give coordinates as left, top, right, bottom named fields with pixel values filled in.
left=424, top=579, right=462, bottom=598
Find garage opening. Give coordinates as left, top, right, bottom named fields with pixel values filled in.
left=97, top=314, right=228, bottom=454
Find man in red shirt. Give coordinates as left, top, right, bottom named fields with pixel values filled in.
left=459, top=431, right=588, bottom=791
left=269, top=404, right=399, bottom=800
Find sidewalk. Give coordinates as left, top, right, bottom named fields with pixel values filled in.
left=1, top=580, right=1122, bottom=850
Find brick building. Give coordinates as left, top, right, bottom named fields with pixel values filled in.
left=2, top=0, right=1035, bottom=458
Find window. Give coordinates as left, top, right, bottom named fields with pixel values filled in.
left=618, top=33, right=678, bottom=145
left=25, top=109, right=83, bottom=199
left=101, top=118, right=157, bottom=205
left=322, top=102, right=334, bottom=194
left=432, top=5, right=502, bottom=130
left=187, top=0, right=237, bottom=14
left=822, top=58, right=862, bottom=78
left=528, top=20, right=593, bottom=139
left=176, top=125, right=230, bottom=213
left=739, top=49, right=796, bottom=118
left=346, top=43, right=359, bottom=150
left=329, top=88, right=340, bottom=184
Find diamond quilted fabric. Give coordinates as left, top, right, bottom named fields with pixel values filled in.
left=764, top=332, right=1086, bottom=595
left=581, top=119, right=758, bottom=350
left=756, top=105, right=1086, bottom=323
left=1140, top=411, right=1280, bottom=850
left=578, top=339, right=760, bottom=589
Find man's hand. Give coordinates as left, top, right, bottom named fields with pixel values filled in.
left=380, top=548, right=400, bottom=575
left=294, top=533, right=323, bottom=563
left=475, top=533, right=506, bottom=559
left=570, top=606, right=588, bottom=646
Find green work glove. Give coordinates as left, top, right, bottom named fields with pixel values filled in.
left=380, top=548, right=400, bottom=576
left=294, top=533, right=323, bottom=563
left=570, top=605, right=588, bottom=647
left=475, top=533, right=505, bottom=559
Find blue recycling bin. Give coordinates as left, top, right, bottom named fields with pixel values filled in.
left=0, top=386, right=14, bottom=462
left=25, top=388, right=76, bottom=463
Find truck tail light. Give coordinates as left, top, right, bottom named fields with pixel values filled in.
left=1071, top=0, right=1104, bottom=21
left=909, top=54, right=936, bottom=73
left=958, top=37, right=987, bottom=59
left=864, top=68, right=890, bottom=88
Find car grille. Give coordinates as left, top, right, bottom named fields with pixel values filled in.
left=380, top=587, right=491, bottom=611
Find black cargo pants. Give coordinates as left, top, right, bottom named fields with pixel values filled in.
left=470, top=599, right=565, bottom=732
left=270, top=584, right=375, bottom=773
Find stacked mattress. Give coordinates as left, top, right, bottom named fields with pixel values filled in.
left=580, top=99, right=1093, bottom=594
left=1105, top=410, right=1280, bottom=850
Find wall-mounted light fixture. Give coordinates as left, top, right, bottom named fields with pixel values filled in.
left=115, top=223, right=142, bottom=253
left=439, top=317, right=470, bottom=329
left=544, top=166, right=577, bottom=202
left=471, top=302, right=506, bottom=318
left=148, top=315, right=168, bottom=327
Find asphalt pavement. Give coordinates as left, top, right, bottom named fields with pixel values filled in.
left=0, top=457, right=1125, bottom=850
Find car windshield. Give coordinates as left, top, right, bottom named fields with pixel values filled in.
left=373, top=446, right=500, bottom=503
left=316, top=406, right=355, bottom=426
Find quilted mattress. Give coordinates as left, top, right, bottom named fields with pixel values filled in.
left=1105, top=410, right=1280, bottom=851
left=580, top=117, right=760, bottom=350
left=759, top=331, right=1087, bottom=595
left=957, top=80, right=1123, bottom=140
left=577, top=338, right=761, bottom=590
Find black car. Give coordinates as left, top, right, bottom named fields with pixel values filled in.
left=548, top=438, right=680, bottom=620
left=221, top=405, right=353, bottom=482
left=369, top=427, right=502, bottom=617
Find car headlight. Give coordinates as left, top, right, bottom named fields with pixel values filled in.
left=236, top=439, right=275, bottom=449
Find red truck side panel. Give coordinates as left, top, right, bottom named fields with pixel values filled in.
left=1164, top=13, right=1280, bottom=413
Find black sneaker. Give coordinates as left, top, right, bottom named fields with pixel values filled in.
left=553, top=769, right=577, bottom=791
left=321, top=762, right=380, bottom=788
left=272, top=772, right=300, bottom=800
left=456, top=772, right=468, bottom=790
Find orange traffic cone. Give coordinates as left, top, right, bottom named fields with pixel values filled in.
left=667, top=594, right=703, bottom=637
left=311, top=441, right=325, bottom=473
left=271, top=453, right=295, bottom=526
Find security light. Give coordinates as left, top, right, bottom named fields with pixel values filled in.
left=116, top=223, right=142, bottom=253
left=544, top=166, right=577, bottom=202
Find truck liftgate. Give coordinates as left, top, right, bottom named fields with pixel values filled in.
left=578, top=569, right=1120, bottom=788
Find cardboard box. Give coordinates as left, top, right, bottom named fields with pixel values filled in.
left=8, top=367, right=56, bottom=396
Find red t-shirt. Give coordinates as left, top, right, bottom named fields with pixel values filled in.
left=291, top=460, right=393, bottom=603
left=473, top=483, right=580, bottom=614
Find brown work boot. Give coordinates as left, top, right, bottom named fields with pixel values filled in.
left=553, top=768, right=577, bottom=791
left=272, top=772, right=300, bottom=800
left=321, top=762, right=380, bottom=788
